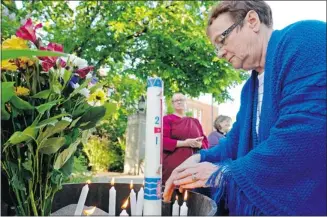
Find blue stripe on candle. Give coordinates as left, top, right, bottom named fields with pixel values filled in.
left=144, top=194, right=160, bottom=200
left=144, top=188, right=157, bottom=194
left=147, top=78, right=162, bottom=88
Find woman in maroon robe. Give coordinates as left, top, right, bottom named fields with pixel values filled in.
left=163, top=93, right=208, bottom=185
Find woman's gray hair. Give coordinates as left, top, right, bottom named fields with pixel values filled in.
left=207, top=0, right=273, bottom=30
left=214, top=115, right=232, bottom=131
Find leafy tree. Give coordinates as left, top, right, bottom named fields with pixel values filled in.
left=4, top=0, right=248, bottom=103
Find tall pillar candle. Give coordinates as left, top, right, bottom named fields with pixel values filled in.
left=143, top=77, right=163, bottom=215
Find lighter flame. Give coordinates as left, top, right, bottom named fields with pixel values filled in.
left=121, top=198, right=129, bottom=209
left=111, top=177, right=115, bottom=186
left=130, top=180, right=133, bottom=189
left=86, top=180, right=91, bottom=185
left=83, top=206, right=96, bottom=216
left=184, top=190, right=188, bottom=201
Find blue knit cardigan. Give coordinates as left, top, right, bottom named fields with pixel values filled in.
left=200, top=20, right=326, bottom=215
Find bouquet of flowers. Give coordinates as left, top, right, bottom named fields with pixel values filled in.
left=1, top=18, right=112, bottom=215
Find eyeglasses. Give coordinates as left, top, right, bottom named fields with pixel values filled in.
left=172, top=99, right=185, bottom=103
left=214, top=19, right=243, bottom=55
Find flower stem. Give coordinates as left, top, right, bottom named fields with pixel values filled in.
left=29, top=180, right=39, bottom=216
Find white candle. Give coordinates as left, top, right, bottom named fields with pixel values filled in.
left=120, top=198, right=129, bottom=216
left=129, top=180, right=137, bottom=216
left=74, top=180, right=90, bottom=215
left=119, top=210, right=129, bottom=216
left=135, top=184, right=144, bottom=215
left=172, top=196, right=180, bottom=216
left=109, top=178, right=116, bottom=216
left=180, top=191, right=188, bottom=216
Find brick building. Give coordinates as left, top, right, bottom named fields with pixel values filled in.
left=185, top=98, right=219, bottom=136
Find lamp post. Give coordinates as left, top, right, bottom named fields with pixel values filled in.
left=138, top=95, right=146, bottom=113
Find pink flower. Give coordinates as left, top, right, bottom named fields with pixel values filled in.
left=76, top=66, right=94, bottom=79
left=16, top=18, right=42, bottom=44
left=38, top=42, right=64, bottom=72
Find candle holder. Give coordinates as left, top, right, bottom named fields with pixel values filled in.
left=48, top=183, right=217, bottom=216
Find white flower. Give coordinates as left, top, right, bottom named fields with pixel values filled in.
left=85, top=73, right=93, bottom=79
left=98, top=68, right=108, bottom=77
left=62, top=117, right=72, bottom=123
left=61, top=54, right=88, bottom=69
left=72, top=83, right=80, bottom=89
left=79, top=88, right=90, bottom=98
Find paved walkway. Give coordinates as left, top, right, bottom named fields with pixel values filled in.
left=92, top=172, right=144, bottom=184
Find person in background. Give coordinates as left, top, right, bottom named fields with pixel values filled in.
left=208, top=115, right=232, bottom=148
left=163, top=0, right=326, bottom=215
left=162, top=93, right=208, bottom=185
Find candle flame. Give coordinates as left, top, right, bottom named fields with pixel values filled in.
left=130, top=180, right=133, bottom=189
left=111, top=177, right=115, bottom=186
left=176, top=195, right=178, bottom=201
left=86, top=180, right=91, bottom=185
left=121, top=198, right=129, bottom=209
left=184, top=190, right=188, bottom=201
left=83, top=206, right=96, bottom=216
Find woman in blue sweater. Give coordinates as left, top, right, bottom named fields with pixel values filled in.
left=163, top=1, right=326, bottom=215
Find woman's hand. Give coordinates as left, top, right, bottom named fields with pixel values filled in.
left=182, top=137, right=203, bottom=148
left=173, top=162, right=218, bottom=189
left=163, top=155, right=219, bottom=202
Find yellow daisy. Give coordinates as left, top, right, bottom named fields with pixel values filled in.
left=15, top=86, right=30, bottom=96
left=1, top=60, right=18, bottom=71
left=87, top=89, right=107, bottom=106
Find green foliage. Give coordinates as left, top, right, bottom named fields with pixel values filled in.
left=10, top=1, right=248, bottom=102
left=83, top=136, right=111, bottom=172
left=185, top=111, right=193, bottom=117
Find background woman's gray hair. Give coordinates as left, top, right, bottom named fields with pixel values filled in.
left=214, top=115, right=232, bottom=131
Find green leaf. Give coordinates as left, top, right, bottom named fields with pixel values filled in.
left=1, top=49, right=67, bottom=60
left=52, top=83, right=62, bottom=94
left=37, top=120, right=70, bottom=143
left=59, top=155, right=74, bottom=177
left=7, top=126, right=36, bottom=145
left=1, top=82, right=15, bottom=103
left=10, top=95, right=34, bottom=110
left=22, top=161, right=33, bottom=173
left=1, top=103, right=10, bottom=120
left=103, top=102, right=117, bottom=119
left=75, top=106, right=106, bottom=130
left=36, top=100, right=59, bottom=114
left=63, top=70, right=72, bottom=87
left=31, top=89, right=51, bottom=99
left=11, top=174, right=26, bottom=191
left=37, top=114, right=71, bottom=128
left=39, top=137, right=66, bottom=155
left=54, top=139, right=80, bottom=170
left=69, top=116, right=82, bottom=128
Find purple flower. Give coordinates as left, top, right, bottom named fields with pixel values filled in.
left=69, top=75, right=79, bottom=88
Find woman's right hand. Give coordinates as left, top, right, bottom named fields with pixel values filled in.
left=163, top=154, right=201, bottom=202
left=184, top=137, right=203, bottom=148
